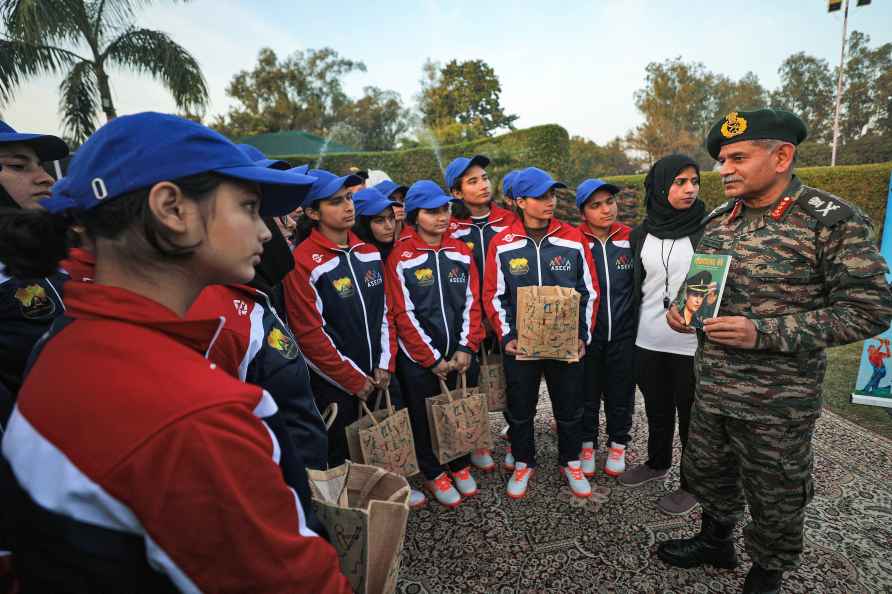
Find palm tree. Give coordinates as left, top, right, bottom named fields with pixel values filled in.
left=0, top=0, right=209, bottom=141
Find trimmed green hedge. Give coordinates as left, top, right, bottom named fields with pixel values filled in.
left=271, top=124, right=571, bottom=188
left=565, top=162, right=892, bottom=239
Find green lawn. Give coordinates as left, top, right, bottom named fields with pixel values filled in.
left=824, top=341, right=892, bottom=440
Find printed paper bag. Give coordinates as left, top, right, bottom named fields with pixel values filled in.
left=479, top=347, right=507, bottom=412
left=425, top=374, right=491, bottom=464
left=516, top=285, right=581, bottom=362
left=355, top=389, right=419, bottom=477
left=308, top=462, right=410, bottom=594
left=345, top=391, right=388, bottom=464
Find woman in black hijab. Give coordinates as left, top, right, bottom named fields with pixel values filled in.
left=620, top=154, right=705, bottom=517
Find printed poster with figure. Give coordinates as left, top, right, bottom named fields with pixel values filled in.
left=674, top=254, right=732, bottom=329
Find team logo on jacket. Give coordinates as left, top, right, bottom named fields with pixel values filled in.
left=465, top=241, right=475, bottom=251
left=13, top=284, right=55, bottom=319
left=414, top=268, right=435, bottom=287
left=549, top=255, right=572, bottom=272
left=364, top=268, right=383, bottom=288
left=448, top=267, right=467, bottom=284
left=233, top=300, right=249, bottom=316
left=508, top=257, right=529, bottom=275
left=312, top=253, right=323, bottom=263
left=615, top=254, right=633, bottom=271
left=332, top=276, right=355, bottom=298
left=267, top=327, right=298, bottom=359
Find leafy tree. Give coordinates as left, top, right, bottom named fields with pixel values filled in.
left=771, top=52, right=835, bottom=142
left=567, top=136, right=638, bottom=184
left=419, top=59, right=517, bottom=142
left=627, top=58, right=768, bottom=165
left=840, top=31, right=892, bottom=141
left=213, top=47, right=366, bottom=140
left=0, top=0, right=208, bottom=141
left=338, top=86, right=410, bottom=151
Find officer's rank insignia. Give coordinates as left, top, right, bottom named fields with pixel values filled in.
left=798, top=191, right=852, bottom=227
left=720, top=112, right=748, bottom=138
left=770, top=196, right=796, bottom=221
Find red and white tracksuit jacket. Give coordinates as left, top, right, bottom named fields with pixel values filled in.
left=483, top=217, right=600, bottom=349
left=1, top=282, right=350, bottom=593
left=385, top=229, right=484, bottom=367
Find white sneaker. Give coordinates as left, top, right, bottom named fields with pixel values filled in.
left=503, top=446, right=515, bottom=471
left=451, top=466, right=479, bottom=497
left=425, top=473, right=462, bottom=509
left=506, top=462, right=534, bottom=499
left=604, top=442, right=626, bottom=477
left=471, top=449, right=496, bottom=472
left=562, top=461, right=592, bottom=498
left=409, top=488, right=428, bottom=509
left=580, top=441, right=596, bottom=478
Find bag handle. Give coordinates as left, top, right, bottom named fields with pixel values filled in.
left=321, top=403, right=338, bottom=430
left=460, top=372, right=467, bottom=398
left=480, top=346, right=489, bottom=365
left=360, top=402, right=381, bottom=427
left=437, top=378, right=455, bottom=402
left=378, top=387, right=394, bottom=415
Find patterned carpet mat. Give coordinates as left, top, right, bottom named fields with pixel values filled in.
left=396, top=390, right=892, bottom=593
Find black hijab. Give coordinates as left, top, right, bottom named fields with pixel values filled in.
left=641, top=153, right=705, bottom=240
left=249, top=218, right=294, bottom=295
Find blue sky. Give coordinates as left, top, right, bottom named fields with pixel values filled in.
left=3, top=0, right=891, bottom=144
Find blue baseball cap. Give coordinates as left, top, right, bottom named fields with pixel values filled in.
left=353, top=187, right=399, bottom=216
left=512, top=167, right=567, bottom=199
left=0, top=121, right=69, bottom=162
left=303, top=169, right=363, bottom=207
left=404, top=180, right=452, bottom=213
left=502, top=170, right=519, bottom=200
left=444, top=154, right=490, bottom=190
left=575, top=178, right=620, bottom=209
left=39, top=112, right=316, bottom=216
left=373, top=179, right=409, bottom=200
left=237, top=144, right=290, bottom=171
left=290, top=164, right=310, bottom=175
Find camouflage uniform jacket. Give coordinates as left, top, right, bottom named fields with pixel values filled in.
left=693, top=176, right=892, bottom=423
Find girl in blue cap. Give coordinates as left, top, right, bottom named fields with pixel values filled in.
left=353, top=186, right=400, bottom=262
left=444, top=155, right=516, bottom=472
left=0, top=121, right=69, bottom=422
left=385, top=180, right=485, bottom=508
left=0, top=113, right=350, bottom=593
left=283, top=170, right=398, bottom=473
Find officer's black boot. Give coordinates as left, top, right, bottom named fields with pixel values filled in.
left=742, top=564, right=783, bottom=594
left=656, top=514, right=738, bottom=569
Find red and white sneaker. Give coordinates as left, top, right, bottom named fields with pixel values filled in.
left=425, top=473, right=462, bottom=509
left=451, top=466, right=479, bottom=497
left=471, top=449, right=496, bottom=472
left=409, top=488, right=428, bottom=509
left=503, top=446, right=515, bottom=471
left=506, top=462, right=534, bottom=499
left=580, top=441, right=596, bottom=478
left=604, top=442, right=627, bottom=477
left=562, top=461, right=592, bottom=498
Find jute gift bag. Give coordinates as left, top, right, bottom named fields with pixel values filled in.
left=345, top=389, right=419, bottom=477
left=515, top=285, right=581, bottom=362
left=478, top=347, right=507, bottom=413
left=425, top=374, right=491, bottom=464
left=307, top=462, right=410, bottom=594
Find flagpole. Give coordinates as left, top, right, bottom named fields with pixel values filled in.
left=831, top=0, right=849, bottom=167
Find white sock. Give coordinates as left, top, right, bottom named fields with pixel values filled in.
left=582, top=441, right=594, bottom=449
left=610, top=442, right=626, bottom=450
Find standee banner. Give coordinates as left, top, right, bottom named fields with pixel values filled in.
left=851, top=171, right=892, bottom=408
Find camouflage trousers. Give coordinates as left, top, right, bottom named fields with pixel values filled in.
left=682, top=401, right=816, bottom=571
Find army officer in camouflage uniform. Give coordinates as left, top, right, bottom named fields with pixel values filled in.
left=659, top=109, right=892, bottom=594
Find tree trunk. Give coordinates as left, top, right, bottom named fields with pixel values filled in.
left=94, top=64, right=117, bottom=121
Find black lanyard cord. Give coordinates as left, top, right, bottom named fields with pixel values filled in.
left=660, top=238, right=677, bottom=309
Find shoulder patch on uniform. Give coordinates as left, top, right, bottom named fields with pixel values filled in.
left=701, top=199, right=737, bottom=226
left=796, top=189, right=853, bottom=227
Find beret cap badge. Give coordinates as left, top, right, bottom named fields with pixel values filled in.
left=720, top=112, right=748, bottom=139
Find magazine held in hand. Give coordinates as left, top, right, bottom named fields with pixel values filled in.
left=675, top=254, right=732, bottom=329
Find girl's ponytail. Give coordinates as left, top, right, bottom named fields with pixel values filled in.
left=0, top=208, right=72, bottom=278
